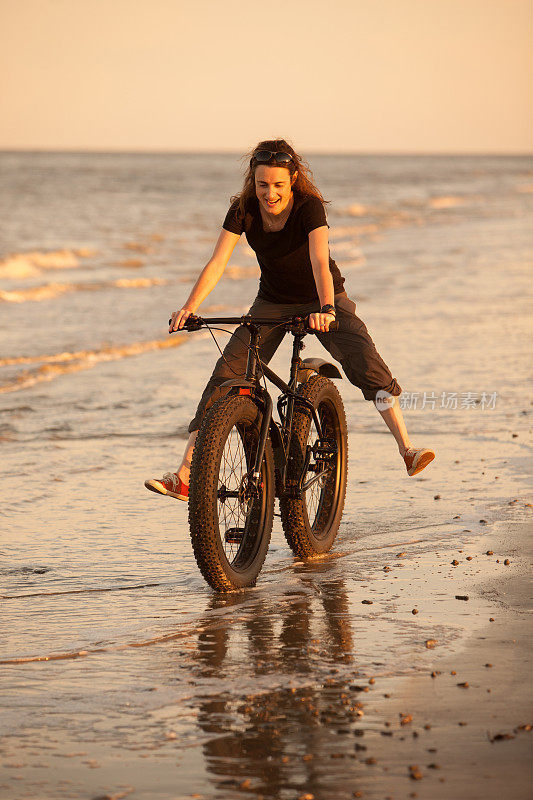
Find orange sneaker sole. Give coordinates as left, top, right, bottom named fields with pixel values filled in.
left=144, top=479, right=188, bottom=501
left=407, top=450, right=435, bottom=476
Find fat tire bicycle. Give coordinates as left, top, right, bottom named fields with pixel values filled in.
left=172, top=314, right=348, bottom=592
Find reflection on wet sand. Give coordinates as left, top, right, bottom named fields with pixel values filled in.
left=184, top=583, right=371, bottom=798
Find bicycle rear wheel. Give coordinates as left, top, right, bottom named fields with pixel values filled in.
left=189, top=395, right=275, bottom=592
left=280, top=375, right=348, bottom=557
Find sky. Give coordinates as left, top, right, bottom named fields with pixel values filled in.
left=1, top=0, right=532, bottom=153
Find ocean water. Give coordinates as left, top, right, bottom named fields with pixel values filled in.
left=1, top=153, right=532, bottom=799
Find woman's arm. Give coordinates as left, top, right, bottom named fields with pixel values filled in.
left=308, top=226, right=336, bottom=332
left=170, top=229, right=240, bottom=331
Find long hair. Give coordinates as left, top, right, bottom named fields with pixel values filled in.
left=230, top=138, right=327, bottom=222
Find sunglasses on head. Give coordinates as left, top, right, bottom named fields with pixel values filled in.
left=251, top=150, right=294, bottom=165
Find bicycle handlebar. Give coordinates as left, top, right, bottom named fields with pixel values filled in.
left=168, top=314, right=339, bottom=333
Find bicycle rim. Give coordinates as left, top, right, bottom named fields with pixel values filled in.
left=216, top=421, right=267, bottom=571
left=304, top=398, right=342, bottom=538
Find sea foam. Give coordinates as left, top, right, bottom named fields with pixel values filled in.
left=0, top=249, right=96, bottom=280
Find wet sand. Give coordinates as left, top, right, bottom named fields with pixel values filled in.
left=1, top=518, right=531, bottom=800
left=165, top=521, right=533, bottom=800
left=135, top=523, right=533, bottom=800
left=338, top=522, right=533, bottom=800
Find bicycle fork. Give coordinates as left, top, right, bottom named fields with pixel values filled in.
left=252, top=391, right=272, bottom=482
left=243, top=325, right=273, bottom=491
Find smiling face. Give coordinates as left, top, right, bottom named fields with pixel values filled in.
left=254, top=165, right=297, bottom=215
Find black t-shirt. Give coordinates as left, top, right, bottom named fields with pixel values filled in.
left=222, top=191, right=345, bottom=303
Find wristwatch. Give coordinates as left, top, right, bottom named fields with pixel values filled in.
left=320, top=304, right=336, bottom=316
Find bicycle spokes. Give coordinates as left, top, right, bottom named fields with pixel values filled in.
left=305, top=414, right=326, bottom=527
left=303, top=406, right=338, bottom=532
left=216, top=424, right=267, bottom=565
left=216, top=426, right=249, bottom=561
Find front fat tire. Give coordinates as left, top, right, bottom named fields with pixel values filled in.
left=188, top=395, right=275, bottom=592
left=280, top=376, right=348, bottom=558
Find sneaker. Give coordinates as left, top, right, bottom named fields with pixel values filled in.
left=144, top=472, right=189, bottom=500
left=403, top=448, right=435, bottom=477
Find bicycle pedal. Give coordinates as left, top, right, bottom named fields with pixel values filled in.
left=225, top=527, right=245, bottom=543
left=312, top=438, right=336, bottom=461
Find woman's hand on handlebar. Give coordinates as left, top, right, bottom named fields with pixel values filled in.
left=169, top=308, right=195, bottom=332
left=308, top=312, right=336, bottom=333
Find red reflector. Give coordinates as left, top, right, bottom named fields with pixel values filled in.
left=238, top=388, right=251, bottom=395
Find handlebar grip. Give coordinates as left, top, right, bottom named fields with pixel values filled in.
left=305, top=318, right=339, bottom=333
left=168, top=315, right=203, bottom=331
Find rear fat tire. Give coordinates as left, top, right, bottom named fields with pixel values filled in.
left=280, top=376, right=348, bottom=557
left=188, top=395, right=275, bottom=592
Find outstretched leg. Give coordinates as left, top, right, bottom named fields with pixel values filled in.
left=318, top=294, right=435, bottom=477
left=376, top=395, right=411, bottom=456
left=375, top=393, right=435, bottom=475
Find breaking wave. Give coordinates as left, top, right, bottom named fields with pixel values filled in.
left=0, top=277, right=168, bottom=303
left=0, top=249, right=96, bottom=280
left=428, top=195, right=471, bottom=209
left=0, top=336, right=189, bottom=394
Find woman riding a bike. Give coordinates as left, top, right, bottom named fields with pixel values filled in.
left=145, top=139, right=435, bottom=502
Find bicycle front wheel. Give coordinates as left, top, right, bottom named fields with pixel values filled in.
left=188, top=395, right=275, bottom=592
left=280, top=375, right=348, bottom=557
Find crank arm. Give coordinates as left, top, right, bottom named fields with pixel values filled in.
left=301, top=467, right=331, bottom=493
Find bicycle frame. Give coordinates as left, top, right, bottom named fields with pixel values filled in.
left=180, top=315, right=341, bottom=497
